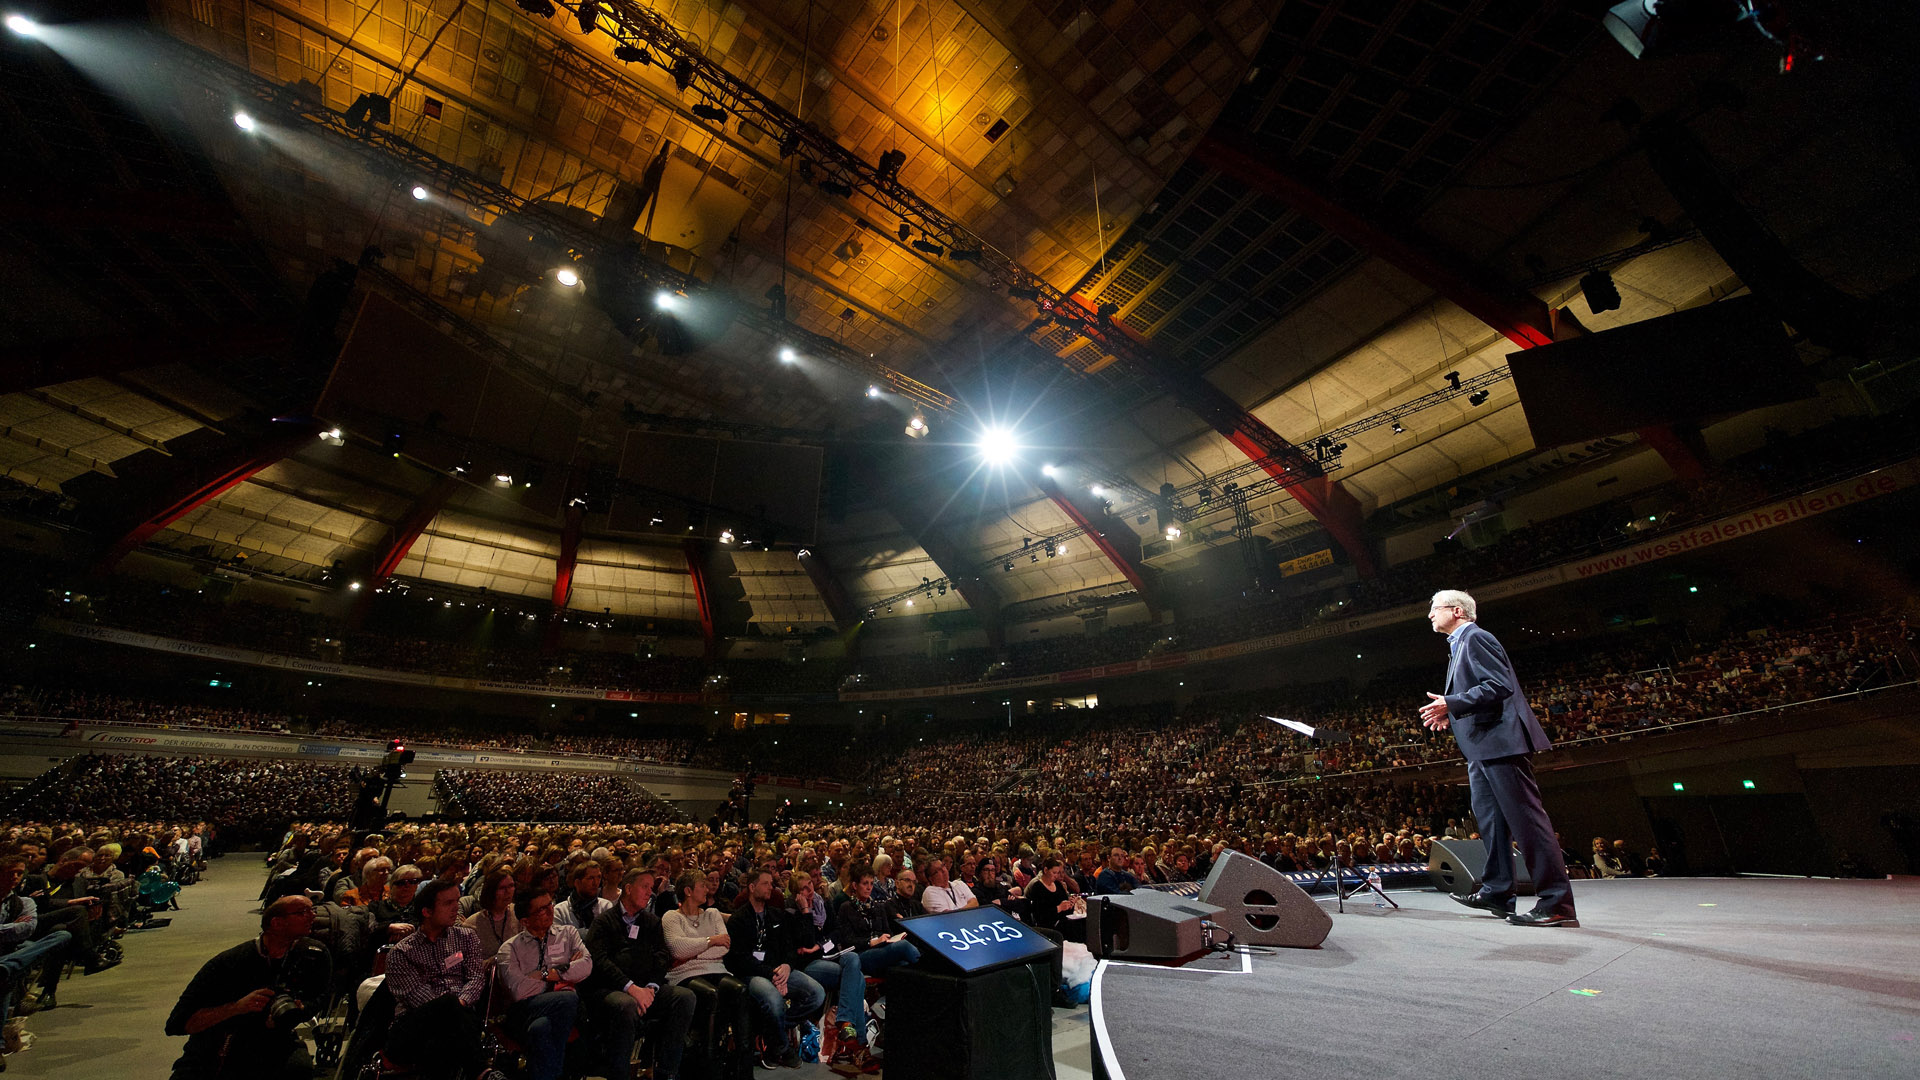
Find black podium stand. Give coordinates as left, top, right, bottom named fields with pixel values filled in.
left=883, top=958, right=1056, bottom=1080
left=889, top=908, right=1059, bottom=1080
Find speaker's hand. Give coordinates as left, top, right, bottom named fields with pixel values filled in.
left=1419, top=693, right=1451, bottom=730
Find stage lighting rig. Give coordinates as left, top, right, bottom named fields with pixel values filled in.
left=671, top=57, right=695, bottom=91
left=1580, top=269, right=1623, bottom=313
left=346, top=92, right=391, bottom=127
left=613, top=44, right=651, bottom=63
left=911, top=238, right=945, bottom=257
left=516, top=0, right=556, bottom=14
left=691, top=102, right=729, bottom=124
left=575, top=2, right=599, bottom=34
left=876, top=148, right=906, bottom=185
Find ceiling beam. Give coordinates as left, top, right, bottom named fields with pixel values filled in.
left=94, top=419, right=323, bottom=571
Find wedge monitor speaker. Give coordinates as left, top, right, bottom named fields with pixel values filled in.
left=1427, top=837, right=1535, bottom=896
left=1197, top=850, right=1332, bottom=949
left=1085, top=891, right=1221, bottom=961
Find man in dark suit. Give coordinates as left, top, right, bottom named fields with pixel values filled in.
left=1419, top=590, right=1578, bottom=927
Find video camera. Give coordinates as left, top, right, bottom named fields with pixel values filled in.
left=268, top=938, right=332, bottom=1029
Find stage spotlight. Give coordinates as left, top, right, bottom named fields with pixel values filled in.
left=904, top=413, right=928, bottom=439
left=515, top=0, right=556, bottom=14
left=1580, top=269, right=1623, bottom=313
left=719, top=529, right=735, bottom=544
left=493, top=472, right=514, bottom=486
left=1041, top=463, right=1057, bottom=478
left=778, top=130, right=802, bottom=157
left=897, top=222, right=912, bottom=241
left=949, top=248, right=983, bottom=263
left=1002, top=560, right=1013, bottom=572
left=1089, top=484, right=1104, bottom=497
left=1057, top=542, right=1069, bottom=556
left=866, top=385, right=882, bottom=399
left=691, top=102, right=729, bottom=124
left=613, top=44, right=651, bottom=64
left=1391, top=418, right=1405, bottom=434
left=5, top=13, right=41, bottom=36
left=233, top=111, right=257, bottom=132
left=575, top=2, right=598, bottom=34
left=671, top=57, right=696, bottom=91
left=1008, top=285, right=1041, bottom=301
left=555, top=267, right=581, bottom=288
left=1165, top=524, right=1181, bottom=541
left=975, top=427, right=1018, bottom=466
left=910, top=238, right=945, bottom=257
left=319, top=427, right=345, bottom=446
left=876, top=148, right=906, bottom=184
left=779, top=346, right=797, bottom=363
left=1468, top=390, right=1490, bottom=406
left=818, top=179, right=854, bottom=198
left=410, top=184, right=429, bottom=200
left=1444, top=370, right=1461, bottom=390
left=654, top=290, right=678, bottom=310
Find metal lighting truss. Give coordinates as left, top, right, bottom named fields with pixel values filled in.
left=165, top=36, right=956, bottom=416
left=562, top=2, right=1331, bottom=484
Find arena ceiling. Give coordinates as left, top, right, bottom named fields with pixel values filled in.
left=2, top=1, right=1914, bottom=635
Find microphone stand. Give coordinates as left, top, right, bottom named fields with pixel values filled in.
left=1262, top=716, right=1399, bottom=914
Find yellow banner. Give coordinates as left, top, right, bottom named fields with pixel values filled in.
left=1278, top=548, right=1334, bottom=577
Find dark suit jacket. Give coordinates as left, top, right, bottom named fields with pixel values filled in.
left=723, top=905, right=797, bottom=982
left=584, top=903, right=674, bottom=995
left=1442, top=621, right=1551, bottom=762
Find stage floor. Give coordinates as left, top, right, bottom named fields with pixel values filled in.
left=1091, top=877, right=1920, bottom=1080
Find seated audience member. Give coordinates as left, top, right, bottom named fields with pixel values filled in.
left=784, top=873, right=861, bottom=1042
left=165, top=896, right=330, bottom=1080
left=1, top=856, right=71, bottom=1024
left=869, top=854, right=897, bottom=903
left=830, top=865, right=920, bottom=1071
left=1643, top=846, right=1667, bottom=877
left=383, top=880, right=501, bottom=1080
left=724, top=869, right=823, bottom=1068
left=349, top=856, right=392, bottom=909
left=495, top=891, right=588, bottom=1080
left=885, top=869, right=924, bottom=930
left=585, top=869, right=695, bottom=1080
left=972, top=856, right=1013, bottom=908
left=661, top=872, right=730, bottom=988
left=919, top=859, right=977, bottom=913
left=1612, top=840, right=1645, bottom=877
left=1026, top=859, right=1081, bottom=942
left=368, top=865, right=423, bottom=943
left=1591, top=838, right=1627, bottom=879
left=1093, top=847, right=1140, bottom=895
left=1072, top=850, right=1101, bottom=895
left=29, top=847, right=114, bottom=976
left=463, top=869, right=520, bottom=962
left=555, top=862, right=614, bottom=931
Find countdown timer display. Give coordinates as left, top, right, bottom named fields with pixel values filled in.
left=899, top=907, right=1058, bottom=975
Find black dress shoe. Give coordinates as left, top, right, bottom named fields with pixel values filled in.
left=1450, top=890, right=1516, bottom=915
left=1509, top=909, right=1579, bottom=928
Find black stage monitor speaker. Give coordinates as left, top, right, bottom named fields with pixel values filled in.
left=884, top=959, right=1055, bottom=1080
left=1198, top=850, right=1332, bottom=948
left=1086, top=890, right=1221, bottom=961
left=1427, top=837, right=1535, bottom=896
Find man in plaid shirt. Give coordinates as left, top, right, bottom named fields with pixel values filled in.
left=384, top=879, right=504, bottom=1080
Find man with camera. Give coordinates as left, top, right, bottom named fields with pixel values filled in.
left=165, top=895, right=332, bottom=1080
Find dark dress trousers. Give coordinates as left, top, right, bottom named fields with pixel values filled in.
left=1442, top=620, right=1575, bottom=915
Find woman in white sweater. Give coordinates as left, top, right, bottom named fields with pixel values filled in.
left=661, top=870, right=731, bottom=985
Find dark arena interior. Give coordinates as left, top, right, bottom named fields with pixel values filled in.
left=2, top=2, right=1919, bottom=1079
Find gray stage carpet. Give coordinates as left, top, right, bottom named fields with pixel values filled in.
left=1092, top=877, right=1920, bottom=1080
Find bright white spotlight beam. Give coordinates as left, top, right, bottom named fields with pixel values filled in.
left=232, top=111, right=257, bottom=132
left=5, top=14, right=41, bottom=37
left=976, top=426, right=1019, bottom=466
